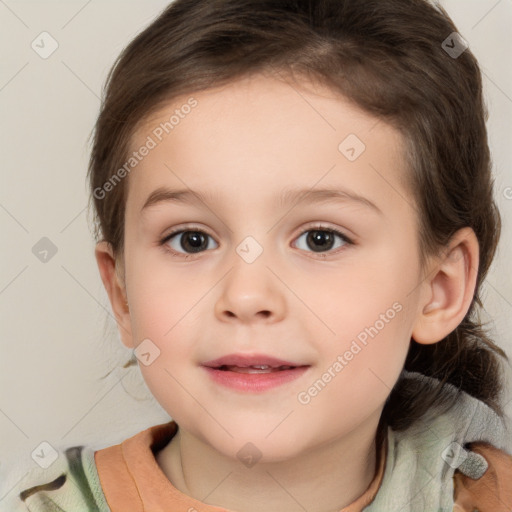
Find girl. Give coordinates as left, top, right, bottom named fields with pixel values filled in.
left=7, top=0, right=512, bottom=510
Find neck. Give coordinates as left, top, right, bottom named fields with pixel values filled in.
left=156, top=414, right=383, bottom=512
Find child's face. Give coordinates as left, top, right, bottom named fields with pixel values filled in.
left=120, top=73, right=427, bottom=460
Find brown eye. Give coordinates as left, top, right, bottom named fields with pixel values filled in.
left=294, top=226, right=352, bottom=254
left=163, top=229, right=218, bottom=255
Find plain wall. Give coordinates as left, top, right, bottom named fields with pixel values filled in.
left=1, top=0, right=511, bottom=503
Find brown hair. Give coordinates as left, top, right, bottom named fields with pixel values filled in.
left=88, top=0, right=509, bottom=431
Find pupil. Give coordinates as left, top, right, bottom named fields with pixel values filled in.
left=308, top=230, right=334, bottom=252
left=182, top=231, right=207, bottom=253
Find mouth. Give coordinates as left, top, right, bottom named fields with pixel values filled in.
left=201, top=353, right=308, bottom=372
left=214, top=364, right=298, bottom=374
left=201, top=353, right=310, bottom=392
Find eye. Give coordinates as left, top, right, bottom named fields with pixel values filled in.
left=160, top=228, right=218, bottom=258
left=159, top=224, right=353, bottom=259
left=293, top=225, right=353, bottom=256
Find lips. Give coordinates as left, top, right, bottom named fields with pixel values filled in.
left=202, top=353, right=311, bottom=392
left=202, top=353, right=307, bottom=373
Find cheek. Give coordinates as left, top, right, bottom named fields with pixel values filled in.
left=328, top=282, right=414, bottom=378
left=306, top=257, right=418, bottom=422
left=296, top=305, right=412, bottom=441
left=326, top=298, right=411, bottom=382
left=125, top=257, right=207, bottom=392
left=127, top=248, right=208, bottom=339
left=317, top=260, right=416, bottom=355
left=130, top=299, right=202, bottom=421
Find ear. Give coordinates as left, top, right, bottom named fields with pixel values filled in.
left=95, top=241, right=134, bottom=349
left=412, top=227, right=479, bottom=345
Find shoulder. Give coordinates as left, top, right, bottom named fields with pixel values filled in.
left=396, top=371, right=511, bottom=453
left=453, top=441, right=512, bottom=511
left=402, top=371, right=512, bottom=510
left=0, top=444, right=110, bottom=512
left=366, top=371, right=512, bottom=511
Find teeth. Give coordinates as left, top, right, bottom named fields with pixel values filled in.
left=238, top=367, right=275, bottom=374
left=219, top=364, right=295, bottom=374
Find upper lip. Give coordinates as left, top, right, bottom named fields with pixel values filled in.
left=202, top=353, right=308, bottom=368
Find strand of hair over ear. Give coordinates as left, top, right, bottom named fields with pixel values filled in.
left=123, top=353, right=138, bottom=368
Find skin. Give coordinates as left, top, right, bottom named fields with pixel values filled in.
left=95, top=72, right=479, bottom=511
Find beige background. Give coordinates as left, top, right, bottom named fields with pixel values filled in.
left=1, top=0, right=511, bottom=504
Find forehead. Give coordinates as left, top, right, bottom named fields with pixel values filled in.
left=134, top=73, right=389, bottom=145
left=126, top=73, right=413, bottom=217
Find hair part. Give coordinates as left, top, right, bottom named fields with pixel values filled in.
left=88, top=0, right=508, bottom=431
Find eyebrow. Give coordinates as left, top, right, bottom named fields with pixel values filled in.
left=140, top=186, right=383, bottom=215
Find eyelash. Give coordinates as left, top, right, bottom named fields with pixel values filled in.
left=159, top=224, right=354, bottom=260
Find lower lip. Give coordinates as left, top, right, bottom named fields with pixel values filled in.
left=202, top=366, right=310, bottom=392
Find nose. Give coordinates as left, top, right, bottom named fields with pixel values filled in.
left=214, top=256, right=287, bottom=324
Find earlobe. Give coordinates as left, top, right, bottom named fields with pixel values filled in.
left=412, top=227, right=479, bottom=345
left=94, top=241, right=134, bottom=349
